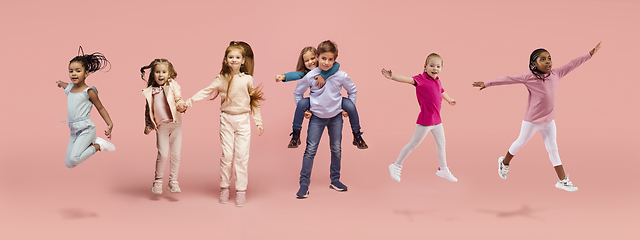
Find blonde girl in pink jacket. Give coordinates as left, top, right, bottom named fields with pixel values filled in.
left=140, top=59, right=187, bottom=195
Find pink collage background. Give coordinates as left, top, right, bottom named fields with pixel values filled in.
left=1, top=0, right=638, bottom=239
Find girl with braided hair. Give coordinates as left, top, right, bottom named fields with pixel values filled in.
left=472, top=42, right=602, bottom=192
left=56, top=46, right=115, bottom=168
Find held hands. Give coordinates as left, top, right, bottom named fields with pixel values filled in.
left=381, top=68, right=393, bottom=79
left=257, top=125, right=264, bottom=136
left=176, top=102, right=188, bottom=112
left=304, top=110, right=312, bottom=119
left=314, top=75, right=326, bottom=88
left=275, top=75, right=286, bottom=82
left=590, top=41, right=602, bottom=56
left=472, top=81, right=486, bottom=90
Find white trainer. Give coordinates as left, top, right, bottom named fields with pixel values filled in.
left=498, top=157, right=509, bottom=179
left=389, top=163, right=402, bottom=182
left=555, top=175, right=578, bottom=192
left=435, top=168, right=458, bottom=182
left=95, top=137, right=116, bottom=151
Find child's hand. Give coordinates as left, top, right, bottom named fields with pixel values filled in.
left=590, top=41, right=602, bottom=56
left=144, top=126, right=153, bottom=135
left=381, top=68, right=393, bottom=79
left=448, top=99, right=457, bottom=106
left=56, top=81, right=64, bottom=88
left=472, top=82, right=486, bottom=90
left=342, top=110, right=348, bottom=118
left=275, top=75, right=286, bottom=82
left=105, top=125, right=113, bottom=139
left=176, top=102, right=188, bottom=112
left=304, top=110, right=312, bottom=119
left=314, top=75, right=325, bottom=88
left=257, top=125, right=264, bottom=136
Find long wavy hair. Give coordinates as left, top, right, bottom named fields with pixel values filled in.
left=295, top=46, right=317, bottom=74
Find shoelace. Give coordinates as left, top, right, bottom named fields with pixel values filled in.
left=354, top=131, right=364, bottom=141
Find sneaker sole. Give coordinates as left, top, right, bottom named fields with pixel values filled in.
left=555, top=183, right=578, bottom=192
left=166, top=185, right=181, bottom=193
left=329, top=184, right=348, bottom=192
left=296, top=191, right=309, bottom=199
left=435, top=171, right=458, bottom=182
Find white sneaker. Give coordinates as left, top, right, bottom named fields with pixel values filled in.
left=95, top=137, right=116, bottom=151
left=436, top=168, right=458, bottom=182
left=389, top=163, right=402, bottom=182
left=555, top=175, right=578, bottom=192
left=498, top=157, right=509, bottom=179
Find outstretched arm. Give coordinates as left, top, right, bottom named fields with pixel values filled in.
left=56, top=80, right=69, bottom=89
left=381, top=68, right=415, bottom=85
left=185, top=77, right=222, bottom=108
left=88, top=89, right=114, bottom=139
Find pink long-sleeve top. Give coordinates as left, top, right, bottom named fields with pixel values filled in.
left=186, top=73, right=263, bottom=126
left=485, top=52, right=591, bottom=123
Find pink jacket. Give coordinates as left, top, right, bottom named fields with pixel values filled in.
left=141, top=79, right=185, bottom=130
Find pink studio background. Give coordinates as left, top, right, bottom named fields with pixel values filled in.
left=1, top=0, right=638, bottom=239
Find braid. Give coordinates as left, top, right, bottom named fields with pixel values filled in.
left=529, top=48, right=548, bottom=81
left=69, top=46, right=110, bottom=74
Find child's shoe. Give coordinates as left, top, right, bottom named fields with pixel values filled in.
left=236, top=191, right=246, bottom=207
left=389, top=163, right=402, bottom=182
left=435, top=168, right=458, bottom=182
left=296, top=185, right=309, bottom=199
left=352, top=131, right=368, bottom=149
left=329, top=181, right=348, bottom=192
left=288, top=129, right=301, bottom=148
left=498, top=157, right=509, bottom=179
left=555, top=175, right=578, bottom=192
left=95, top=137, right=116, bottom=151
left=152, top=180, right=163, bottom=194
left=167, top=181, right=181, bottom=193
left=219, top=188, right=230, bottom=204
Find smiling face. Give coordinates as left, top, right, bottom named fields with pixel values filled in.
left=153, top=63, right=170, bottom=86
left=423, top=57, right=443, bottom=79
left=225, top=49, right=245, bottom=74
left=317, top=52, right=335, bottom=71
left=68, top=61, right=88, bottom=85
left=534, top=51, right=552, bottom=74
left=302, top=51, right=318, bottom=70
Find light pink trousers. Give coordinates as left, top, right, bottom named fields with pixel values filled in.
left=155, top=123, right=182, bottom=182
left=508, top=120, right=562, bottom=166
left=219, top=112, right=251, bottom=191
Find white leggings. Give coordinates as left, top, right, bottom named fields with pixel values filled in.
left=395, top=124, right=448, bottom=169
left=508, top=120, right=562, bottom=166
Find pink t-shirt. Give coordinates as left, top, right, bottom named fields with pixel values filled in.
left=413, top=72, right=445, bottom=126
left=485, top=52, right=591, bottom=123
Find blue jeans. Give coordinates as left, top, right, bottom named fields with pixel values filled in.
left=292, top=97, right=360, bottom=132
left=299, top=113, right=343, bottom=186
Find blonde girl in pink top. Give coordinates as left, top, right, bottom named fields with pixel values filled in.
left=181, top=41, right=264, bottom=207
left=140, top=59, right=187, bottom=195
left=473, top=42, right=601, bottom=192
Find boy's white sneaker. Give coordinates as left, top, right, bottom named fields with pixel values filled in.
left=95, top=137, right=116, bottom=151
left=389, top=163, right=402, bottom=182
left=498, top=157, right=509, bottom=179
left=436, top=168, right=458, bottom=182
left=555, top=175, right=578, bottom=192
